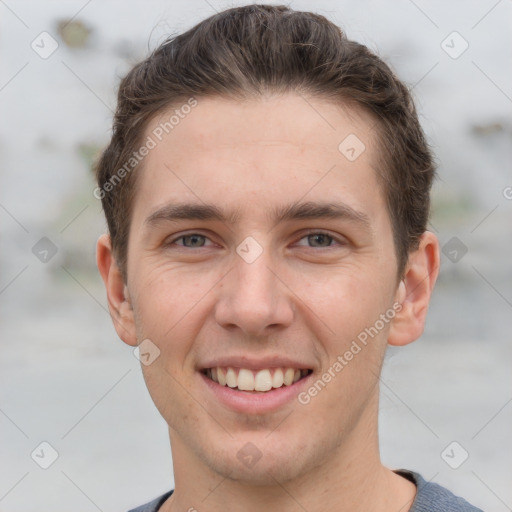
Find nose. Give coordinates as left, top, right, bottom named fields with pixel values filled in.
left=214, top=246, right=294, bottom=337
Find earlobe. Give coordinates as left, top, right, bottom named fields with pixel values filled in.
left=96, top=234, right=138, bottom=346
left=388, top=231, right=440, bottom=347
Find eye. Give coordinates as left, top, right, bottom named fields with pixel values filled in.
left=165, top=231, right=346, bottom=250
left=168, top=233, right=214, bottom=248
left=295, top=231, right=346, bottom=248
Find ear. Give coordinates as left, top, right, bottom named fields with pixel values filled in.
left=387, top=231, right=440, bottom=347
left=96, top=234, right=137, bottom=346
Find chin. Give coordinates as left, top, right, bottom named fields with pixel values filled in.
left=214, top=454, right=307, bottom=486
left=200, top=433, right=318, bottom=486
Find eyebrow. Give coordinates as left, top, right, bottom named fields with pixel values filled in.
left=144, top=200, right=372, bottom=231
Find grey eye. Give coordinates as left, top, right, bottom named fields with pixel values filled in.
left=306, top=233, right=333, bottom=247
left=180, top=234, right=207, bottom=247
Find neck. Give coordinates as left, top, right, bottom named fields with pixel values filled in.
left=162, top=392, right=416, bottom=512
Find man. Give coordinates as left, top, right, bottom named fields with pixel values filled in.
left=95, top=4, right=483, bottom=511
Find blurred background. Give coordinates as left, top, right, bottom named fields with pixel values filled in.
left=1, top=1, right=511, bottom=511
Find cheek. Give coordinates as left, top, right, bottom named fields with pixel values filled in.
left=140, top=358, right=205, bottom=435
left=300, top=263, right=390, bottom=330
left=131, top=268, right=211, bottom=420
left=131, top=261, right=215, bottom=333
left=299, top=265, right=392, bottom=393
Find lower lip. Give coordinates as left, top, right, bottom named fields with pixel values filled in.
left=200, top=371, right=312, bottom=414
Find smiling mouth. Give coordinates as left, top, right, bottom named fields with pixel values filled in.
left=202, top=367, right=313, bottom=392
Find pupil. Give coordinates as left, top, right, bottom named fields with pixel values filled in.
left=185, top=235, right=204, bottom=247
left=310, top=234, right=330, bottom=247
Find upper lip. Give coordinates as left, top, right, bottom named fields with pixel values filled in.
left=199, top=356, right=314, bottom=371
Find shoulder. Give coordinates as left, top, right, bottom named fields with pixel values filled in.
left=127, top=490, right=174, bottom=512
left=126, top=474, right=485, bottom=512
left=396, top=470, right=484, bottom=512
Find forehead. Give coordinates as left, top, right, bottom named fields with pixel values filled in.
left=148, top=94, right=376, bottom=156
left=132, top=94, right=386, bottom=224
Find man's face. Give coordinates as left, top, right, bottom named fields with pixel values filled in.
left=123, top=94, right=403, bottom=483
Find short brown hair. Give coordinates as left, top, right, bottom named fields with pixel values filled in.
left=95, top=4, right=435, bottom=280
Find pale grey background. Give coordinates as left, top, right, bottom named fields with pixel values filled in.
left=1, top=1, right=511, bottom=511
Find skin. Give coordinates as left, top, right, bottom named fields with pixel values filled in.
left=97, top=93, right=439, bottom=512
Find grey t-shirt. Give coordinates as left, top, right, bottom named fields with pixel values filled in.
left=128, top=470, right=484, bottom=511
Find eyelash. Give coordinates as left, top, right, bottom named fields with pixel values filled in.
left=166, top=231, right=346, bottom=249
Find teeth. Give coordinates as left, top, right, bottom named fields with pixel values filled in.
left=254, top=369, right=272, bottom=391
left=283, top=368, right=295, bottom=386
left=217, top=367, right=226, bottom=386
left=272, top=368, right=284, bottom=388
left=207, top=366, right=310, bottom=392
left=226, top=367, right=237, bottom=388
left=238, top=369, right=255, bottom=391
